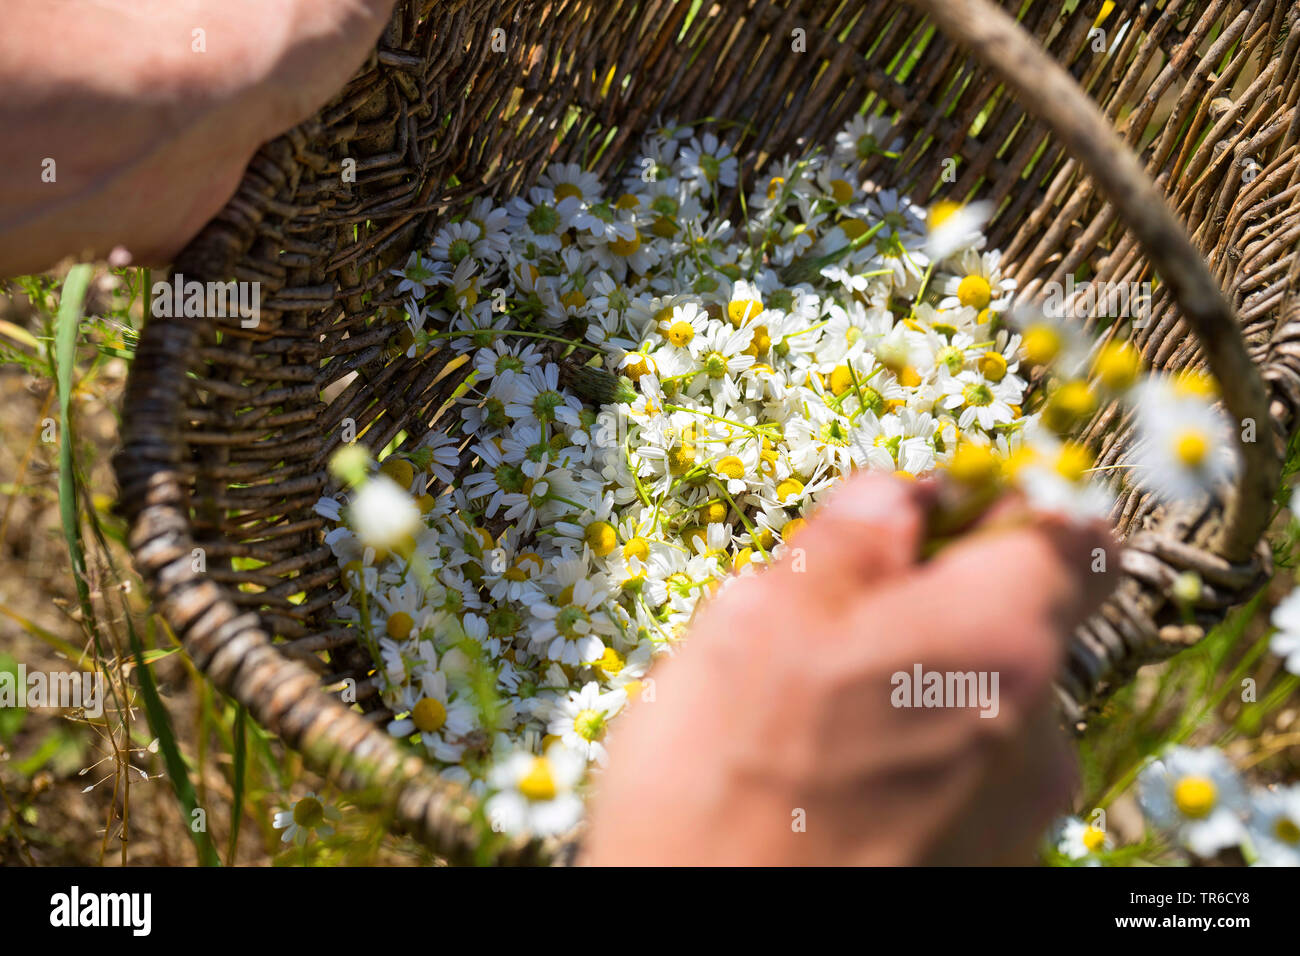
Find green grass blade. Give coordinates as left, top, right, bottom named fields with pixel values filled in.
left=128, top=615, right=220, bottom=866
left=51, top=265, right=96, bottom=627
left=227, top=703, right=247, bottom=865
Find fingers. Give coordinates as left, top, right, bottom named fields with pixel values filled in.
left=781, top=471, right=936, bottom=589
left=869, top=515, right=1116, bottom=723
left=939, top=508, right=1118, bottom=633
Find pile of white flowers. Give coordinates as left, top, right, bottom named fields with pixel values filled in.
left=313, top=118, right=1253, bottom=839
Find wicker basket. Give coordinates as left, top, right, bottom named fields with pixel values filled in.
left=115, top=0, right=1300, bottom=864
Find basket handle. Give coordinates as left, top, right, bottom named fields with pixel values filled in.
left=902, top=0, right=1280, bottom=563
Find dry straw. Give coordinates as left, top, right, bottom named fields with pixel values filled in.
left=115, top=0, right=1300, bottom=863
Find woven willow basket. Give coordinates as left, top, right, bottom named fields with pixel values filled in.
left=116, top=0, right=1300, bottom=864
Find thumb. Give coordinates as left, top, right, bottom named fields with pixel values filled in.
left=778, top=471, right=936, bottom=590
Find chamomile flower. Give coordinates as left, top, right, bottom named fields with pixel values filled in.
left=1052, top=815, right=1112, bottom=864
left=545, top=682, right=626, bottom=765
left=485, top=744, right=586, bottom=837
left=1011, top=437, right=1113, bottom=520
left=938, top=249, right=1016, bottom=314
left=834, top=113, right=901, bottom=163
left=938, top=368, right=1019, bottom=432
left=1131, top=378, right=1237, bottom=503
left=1138, top=746, right=1247, bottom=858
left=388, top=668, right=478, bottom=763
left=391, top=251, right=449, bottom=300
left=679, top=131, right=738, bottom=190
left=1269, top=588, right=1300, bottom=676
left=1246, top=785, right=1300, bottom=866
left=659, top=301, right=710, bottom=354
left=273, top=792, right=341, bottom=846
left=527, top=559, right=615, bottom=665
left=431, top=220, right=484, bottom=266
left=348, top=476, right=421, bottom=551
left=924, top=200, right=992, bottom=261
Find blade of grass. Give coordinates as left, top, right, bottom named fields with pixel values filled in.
left=51, top=265, right=97, bottom=630
left=127, top=615, right=219, bottom=865
left=228, top=704, right=247, bottom=865
left=0, top=601, right=93, bottom=664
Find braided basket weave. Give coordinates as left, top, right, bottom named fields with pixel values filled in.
left=116, top=0, right=1300, bottom=864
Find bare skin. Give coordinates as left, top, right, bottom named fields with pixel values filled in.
left=2, top=4, right=1117, bottom=865
left=0, top=0, right=398, bottom=276
left=582, top=473, right=1115, bottom=865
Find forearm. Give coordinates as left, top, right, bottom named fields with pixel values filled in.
left=0, top=0, right=395, bottom=276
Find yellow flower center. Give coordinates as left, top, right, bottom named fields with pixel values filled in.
left=1082, top=825, right=1107, bottom=853
left=379, top=457, right=415, bottom=489
left=623, top=536, right=650, bottom=561
left=292, top=796, right=325, bottom=828
left=411, top=697, right=447, bottom=734
left=1173, top=775, right=1218, bottom=819
left=505, top=551, right=543, bottom=582
left=595, top=646, right=625, bottom=677
left=977, top=350, right=1007, bottom=383
left=699, top=500, right=728, bottom=524
left=928, top=200, right=963, bottom=231
left=615, top=192, right=640, bottom=209
left=667, top=321, right=696, bottom=346
left=957, top=275, right=992, bottom=310
left=1274, top=816, right=1300, bottom=844
left=609, top=231, right=641, bottom=256
left=573, top=708, right=607, bottom=741
left=682, top=525, right=709, bottom=553
left=1174, top=429, right=1209, bottom=469
left=625, top=354, right=652, bottom=380
left=840, top=217, right=869, bottom=239
left=1022, top=324, right=1063, bottom=366
left=727, top=298, right=763, bottom=326
left=561, top=289, right=587, bottom=310
left=1055, top=442, right=1094, bottom=483
left=776, top=478, right=804, bottom=502
left=948, top=443, right=1000, bottom=487
left=733, top=547, right=754, bottom=570
left=1092, top=340, right=1142, bottom=391
left=518, top=756, right=557, bottom=801
left=668, top=442, right=697, bottom=475
left=553, top=182, right=583, bottom=201
left=745, top=325, right=771, bottom=355
left=781, top=516, right=808, bottom=540
left=829, top=178, right=855, bottom=204
left=1044, top=380, right=1097, bottom=431
left=385, top=611, right=414, bottom=640
left=829, top=365, right=855, bottom=396
left=584, top=520, right=618, bottom=557
left=1174, top=370, right=1217, bottom=399
left=962, top=382, right=994, bottom=407
left=716, top=455, right=746, bottom=480
left=766, top=176, right=785, bottom=200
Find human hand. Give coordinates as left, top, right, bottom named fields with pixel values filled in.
left=0, top=0, right=398, bottom=276
left=581, top=472, right=1116, bottom=865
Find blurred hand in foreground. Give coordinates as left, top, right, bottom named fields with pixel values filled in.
left=583, top=472, right=1116, bottom=865
left=0, top=0, right=398, bottom=276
